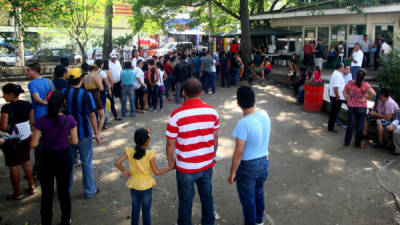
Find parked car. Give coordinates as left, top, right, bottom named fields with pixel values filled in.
left=24, top=50, right=35, bottom=61
left=156, top=42, right=194, bottom=56
left=27, top=48, right=80, bottom=64
left=0, top=52, right=17, bottom=67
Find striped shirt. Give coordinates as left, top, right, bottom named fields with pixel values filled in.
left=62, top=88, right=96, bottom=139
left=166, top=99, right=219, bottom=173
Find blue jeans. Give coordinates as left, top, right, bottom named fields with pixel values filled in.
left=297, top=89, right=305, bottom=103
left=69, top=136, right=97, bottom=198
left=164, top=73, right=170, bottom=97
left=131, top=188, right=152, bottom=225
left=345, top=107, right=367, bottom=147
left=206, top=72, right=217, bottom=93
left=193, top=71, right=200, bottom=80
left=351, top=66, right=361, bottom=80
left=201, top=71, right=209, bottom=92
left=152, top=85, right=163, bottom=110
left=230, top=67, right=241, bottom=86
left=121, top=84, right=136, bottom=117
left=236, top=157, right=269, bottom=225
left=176, top=168, right=214, bottom=225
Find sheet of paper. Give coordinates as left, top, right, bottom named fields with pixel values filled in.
left=15, top=121, right=31, bottom=140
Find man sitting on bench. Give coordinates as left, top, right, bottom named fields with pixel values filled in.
left=364, top=88, right=399, bottom=148
left=385, top=110, right=400, bottom=155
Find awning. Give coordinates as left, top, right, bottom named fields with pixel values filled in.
left=212, top=30, right=241, bottom=38
left=250, top=27, right=302, bottom=36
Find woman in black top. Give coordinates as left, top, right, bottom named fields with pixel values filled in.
left=0, top=83, right=35, bottom=200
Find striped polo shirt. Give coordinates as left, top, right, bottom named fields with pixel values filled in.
left=63, top=88, right=96, bottom=139
left=166, top=99, right=219, bottom=173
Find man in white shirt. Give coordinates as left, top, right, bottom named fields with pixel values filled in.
left=360, top=35, right=371, bottom=68
left=338, top=41, right=345, bottom=62
left=342, top=65, right=352, bottom=85
left=109, top=53, right=123, bottom=107
left=131, top=50, right=144, bottom=69
left=350, top=43, right=363, bottom=80
left=267, top=41, right=276, bottom=54
left=381, top=41, right=392, bottom=56
left=328, top=62, right=345, bottom=132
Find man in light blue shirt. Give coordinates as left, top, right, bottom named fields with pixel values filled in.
left=228, top=86, right=270, bottom=225
left=120, top=62, right=136, bottom=117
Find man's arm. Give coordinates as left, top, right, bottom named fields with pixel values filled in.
left=32, top=93, right=47, bottom=105
left=333, top=87, right=340, bottom=100
left=228, top=138, right=245, bottom=184
left=89, top=112, right=100, bottom=145
left=166, top=139, right=176, bottom=168
left=213, top=130, right=219, bottom=160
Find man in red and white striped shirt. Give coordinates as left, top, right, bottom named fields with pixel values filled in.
left=166, top=78, right=219, bottom=225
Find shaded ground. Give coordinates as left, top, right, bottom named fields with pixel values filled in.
left=1, top=80, right=400, bottom=225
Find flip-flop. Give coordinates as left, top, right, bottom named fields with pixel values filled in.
left=25, top=188, right=35, bottom=195
left=6, top=192, right=23, bottom=200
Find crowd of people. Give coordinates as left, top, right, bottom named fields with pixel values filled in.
left=0, top=44, right=273, bottom=225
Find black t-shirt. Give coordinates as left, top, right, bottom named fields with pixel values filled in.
left=316, top=44, right=324, bottom=58
left=220, top=56, right=229, bottom=72
left=173, top=61, right=191, bottom=83
left=230, top=57, right=240, bottom=68
left=1, top=100, right=32, bottom=124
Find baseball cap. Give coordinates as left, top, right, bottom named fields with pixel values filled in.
left=110, top=53, right=118, bottom=58
left=68, top=67, right=82, bottom=79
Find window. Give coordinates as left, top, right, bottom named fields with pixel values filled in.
left=331, top=25, right=347, bottom=56
left=375, top=25, right=394, bottom=45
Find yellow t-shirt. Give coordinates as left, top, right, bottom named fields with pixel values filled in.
left=125, top=147, right=156, bottom=190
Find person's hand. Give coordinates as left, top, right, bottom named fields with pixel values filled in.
left=369, top=111, right=376, bottom=116
left=228, top=173, right=236, bottom=184
left=0, top=139, right=4, bottom=145
left=169, top=160, right=176, bottom=170
left=168, top=158, right=175, bottom=168
left=123, top=170, right=131, bottom=177
left=94, top=134, right=101, bottom=145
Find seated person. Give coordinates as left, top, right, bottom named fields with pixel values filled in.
left=295, top=69, right=313, bottom=105
left=286, top=60, right=297, bottom=86
left=364, top=88, right=399, bottom=148
left=245, top=61, right=265, bottom=83
left=313, top=66, right=322, bottom=82
left=292, top=67, right=307, bottom=96
left=261, top=58, right=272, bottom=77
left=386, top=110, right=400, bottom=155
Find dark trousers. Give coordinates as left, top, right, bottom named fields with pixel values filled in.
left=362, top=52, right=370, bottom=68
left=374, top=53, right=380, bottom=70
left=201, top=71, right=209, bottom=91
left=175, top=82, right=184, bottom=103
left=303, top=54, right=314, bottom=67
left=328, top=97, right=343, bottom=131
left=135, top=88, right=145, bottom=110
left=40, top=148, right=73, bottom=225
left=108, top=89, right=118, bottom=118
left=345, top=107, right=367, bottom=147
left=220, top=71, right=230, bottom=87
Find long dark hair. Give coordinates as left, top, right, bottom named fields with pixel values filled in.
left=46, top=91, right=65, bottom=124
left=2, top=83, right=24, bottom=97
left=355, top=69, right=367, bottom=88
left=133, top=128, right=150, bottom=160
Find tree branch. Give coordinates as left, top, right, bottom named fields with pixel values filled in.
left=211, top=0, right=240, bottom=19
left=269, top=0, right=279, bottom=12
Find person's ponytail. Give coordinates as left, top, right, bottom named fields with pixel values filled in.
left=133, top=128, right=150, bottom=160
left=46, top=91, right=65, bottom=124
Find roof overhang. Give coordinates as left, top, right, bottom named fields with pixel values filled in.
left=250, top=4, right=400, bottom=21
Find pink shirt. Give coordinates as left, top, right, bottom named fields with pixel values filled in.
left=377, top=97, right=399, bottom=117
left=344, top=81, right=371, bottom=108
left=314, top=70, right=322, bottom=82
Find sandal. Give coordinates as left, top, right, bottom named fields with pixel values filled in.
left=6, top=192, right=23, bottom=200
left=25, top=188, right=35, bottom=195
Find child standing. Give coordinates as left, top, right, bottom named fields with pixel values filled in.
left=115, top=128, right=175, bottom=225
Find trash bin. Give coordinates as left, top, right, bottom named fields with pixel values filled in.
left=304, top=84, right=324, bottom=112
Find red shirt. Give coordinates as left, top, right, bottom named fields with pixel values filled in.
left=166, top=99, right=219, bottom=173
left=164, top=61, right=172, bottom=74
left=231, top=43, right=239, bottom=53
left=304, top=44, right=314, bottom=54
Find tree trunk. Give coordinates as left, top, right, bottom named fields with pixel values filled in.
left=239, top=0, right=251, bottom=69
left=103, top=0, right=113, bottom=61
left=77, top=40, right=86, bottom=63
left=15, top=7, right=24, bottom=66
left=208, top=0, right=213, bottom=51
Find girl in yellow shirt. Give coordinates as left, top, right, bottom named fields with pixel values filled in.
left=115, top=128, right=175, bottom=225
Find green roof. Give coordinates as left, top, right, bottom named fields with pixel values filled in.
left=213, top=27, right=301, bottom=38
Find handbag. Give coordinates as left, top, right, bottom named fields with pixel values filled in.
left=46, top=79, right=54, bottom=101
left=160, top=85, right=166, bottom=93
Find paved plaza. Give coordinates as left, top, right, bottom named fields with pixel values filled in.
left=1, top=81, right=400, bottom=225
